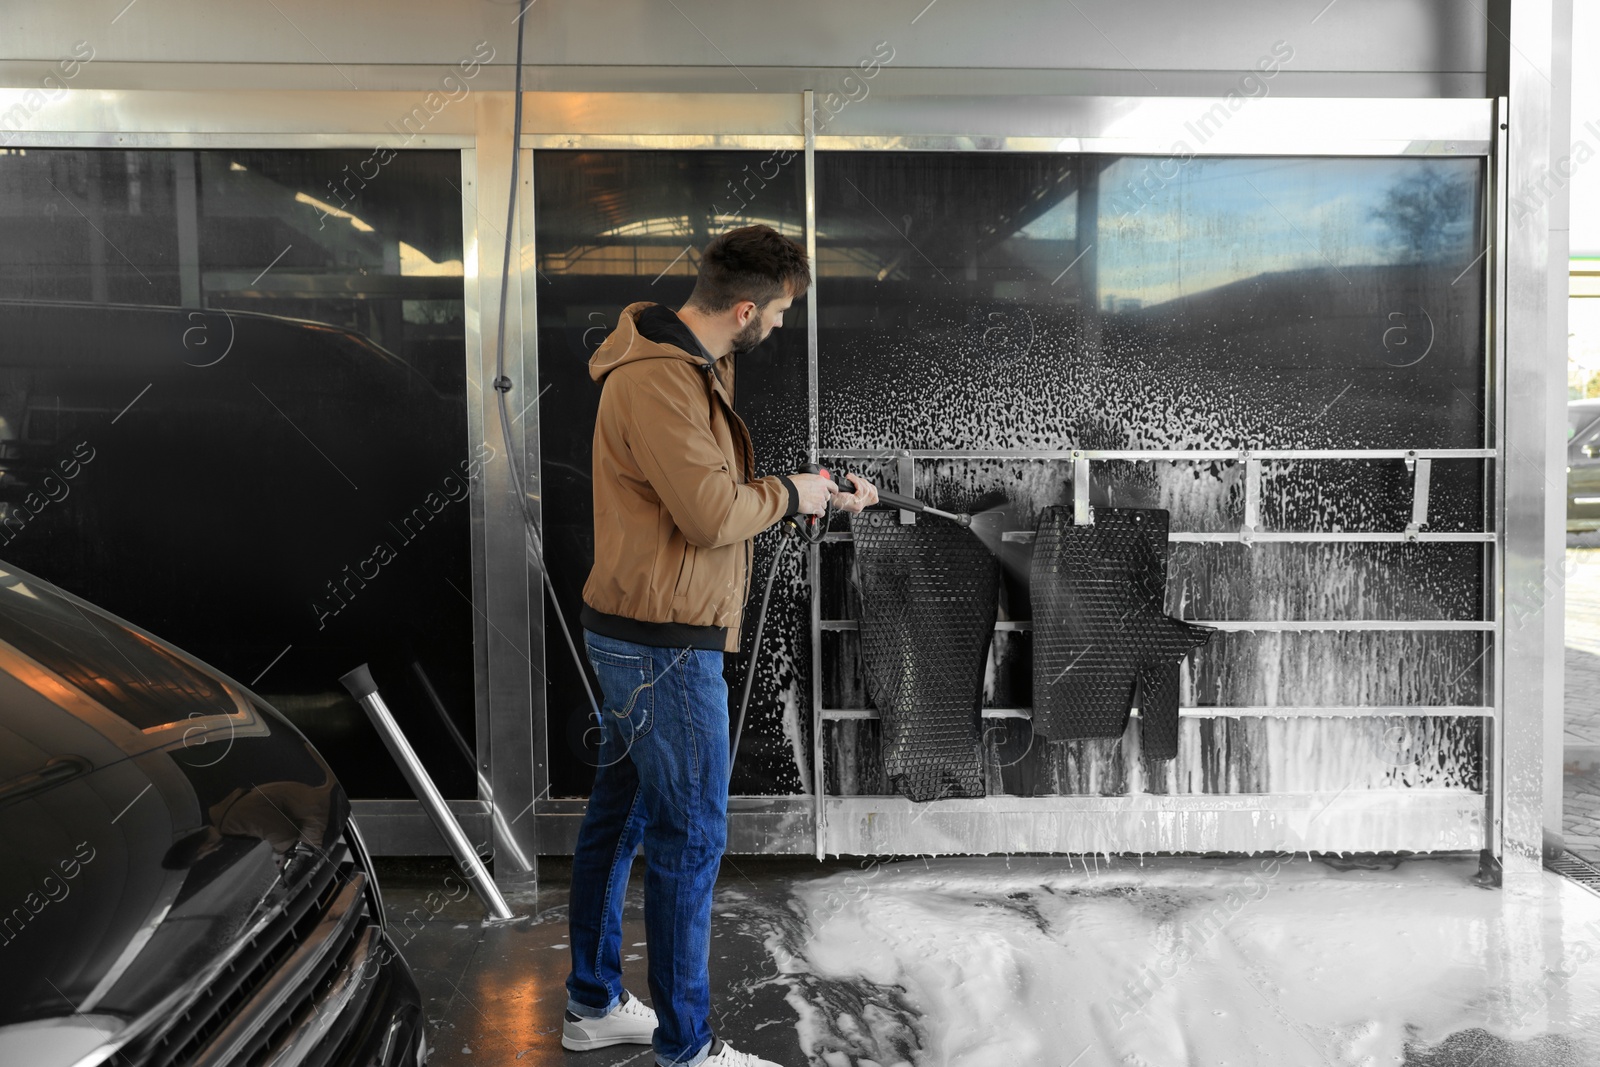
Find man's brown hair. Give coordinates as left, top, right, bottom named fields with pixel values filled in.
left=684, top=224, right=811, bottom=313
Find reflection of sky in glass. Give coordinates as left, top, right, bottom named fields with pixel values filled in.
left=1095, top=157, right=1479, bottom=309
left=1019, top=191, right=1078, bottom=241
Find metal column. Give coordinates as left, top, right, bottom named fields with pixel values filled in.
left=1489, top=0, right=1568, bottom=881
left=471, top=92, right=539, bottom=890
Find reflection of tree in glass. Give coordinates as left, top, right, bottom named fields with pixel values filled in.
left=1371, top=168, right=1475, bottom=263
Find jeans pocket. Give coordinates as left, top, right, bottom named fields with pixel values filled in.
left=586, top=645, right=655, bottom=744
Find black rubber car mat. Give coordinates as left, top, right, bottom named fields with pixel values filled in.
left=847, top=509, right=1000, bottom=801
left=1029, top=506, right=1214, bottom=760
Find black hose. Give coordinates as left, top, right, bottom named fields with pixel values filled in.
left=729, top=530, right=796, bottom=781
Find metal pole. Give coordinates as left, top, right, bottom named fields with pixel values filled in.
left=1484, top=95, right=1512, bottom=885
left=339, top=663, right=517, bottom=921
left=804, top=88, right=827, bottom=861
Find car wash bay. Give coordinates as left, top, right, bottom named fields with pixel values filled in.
left=530, top=114, right=1507, bottom=860
left=0, top=2, right=1586, bottom=1063
left=414, top=92, right=1597, bottom=1064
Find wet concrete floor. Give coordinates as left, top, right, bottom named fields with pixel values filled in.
left=377, top=851, right=1600, bottom=1067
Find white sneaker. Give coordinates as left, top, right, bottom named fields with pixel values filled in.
left=560, top=989, right=657, bottom=1050
left=691, top=1036, right=785, bottom=1067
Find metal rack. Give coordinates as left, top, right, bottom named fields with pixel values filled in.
left=809, top=444, right=1500, bottom=858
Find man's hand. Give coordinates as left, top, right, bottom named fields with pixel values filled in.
left=789, top=472, right=838, bottom=516
left=831, top=473, right=880, bottom=514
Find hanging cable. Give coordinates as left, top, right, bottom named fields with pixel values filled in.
left=729, top=499, right=830, bottom=780
left=492, top=0, right=600, bottom=724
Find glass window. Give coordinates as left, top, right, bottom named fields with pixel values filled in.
left=1576, top=420, right=1600, bottom=459
left=534, top=150, right=809, bottom=797
left=816, top=151, right=1487, bottom=796
left=0, top=149, right=475, bottom=799
left=1569, top=402, right=1600, bottom=442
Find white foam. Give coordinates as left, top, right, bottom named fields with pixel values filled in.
left=766, top=857, right=1600, bottom=1066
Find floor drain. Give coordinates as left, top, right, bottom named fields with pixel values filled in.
left=1547, top=852, right=1600, bottom=895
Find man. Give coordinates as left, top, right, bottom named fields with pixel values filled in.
left=562, top=225, right=877, bottom=1067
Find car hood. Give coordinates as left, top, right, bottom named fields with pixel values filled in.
left=0, top=564, right=279, bottom=782
left=0, top=562, right=351, bottom=1061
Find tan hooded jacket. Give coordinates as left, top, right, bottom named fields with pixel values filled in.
left=579, top=301, right=795, bottom=653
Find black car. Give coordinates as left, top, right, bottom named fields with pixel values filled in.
left=0, top=558, right=428, bottom=1066
left=0, top=299, right=478, bottom=803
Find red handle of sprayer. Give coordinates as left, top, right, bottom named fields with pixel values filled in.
left=798, top=463, right=834, bottom=527
left=807, top=465, right=937, bottom=518
left=812, top=467, right=832, bottom=527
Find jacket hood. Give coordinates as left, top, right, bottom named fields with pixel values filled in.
left=589, top=301, right=721, bottom=384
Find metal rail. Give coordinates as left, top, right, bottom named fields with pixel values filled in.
left=339, top=664, right=515, bottom=921
left=821, top=530, right=1495, bottom=544
left=812, top=439, right=1498, bottom=827
left=820, top=705, right=1495, bottom=721
left=819, top=619, right=1495, bottom=632
left=822, top=448, right=1494, bottom=460
left=1002, top=531, right=1494, bottom=543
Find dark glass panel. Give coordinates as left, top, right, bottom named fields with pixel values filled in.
left=816, top=151, right=1486, bottom=798
left=0, top=148, right=473, bottom=798
left=533, top=150, right=809, bottom=796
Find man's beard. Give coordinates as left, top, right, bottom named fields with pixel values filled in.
left=730, top=316, right=768, bottom=355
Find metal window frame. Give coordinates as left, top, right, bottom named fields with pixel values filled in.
left=1, top=89, right=1514, bottom=878
left=0, top=89, right=537, bottom=877
left=786, top=97, right=1502, bottom=861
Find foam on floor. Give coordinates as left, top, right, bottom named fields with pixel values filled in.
left=751, top=856, right=1600, bottom=1067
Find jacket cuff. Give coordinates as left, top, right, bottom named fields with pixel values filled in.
left=779, top=475, right=801, bottom=518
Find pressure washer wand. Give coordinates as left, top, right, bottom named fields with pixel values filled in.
left=828, top=467, right=972, bottom=526
left=805, top=466, right=970, bottom=525
left=871, top=488, right=973, bottom=527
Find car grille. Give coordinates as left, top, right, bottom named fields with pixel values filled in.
left=130, top=830, right=379, bottom=1067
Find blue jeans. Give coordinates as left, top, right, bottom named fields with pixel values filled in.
left=566, top=629, right=730, bottom=1067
